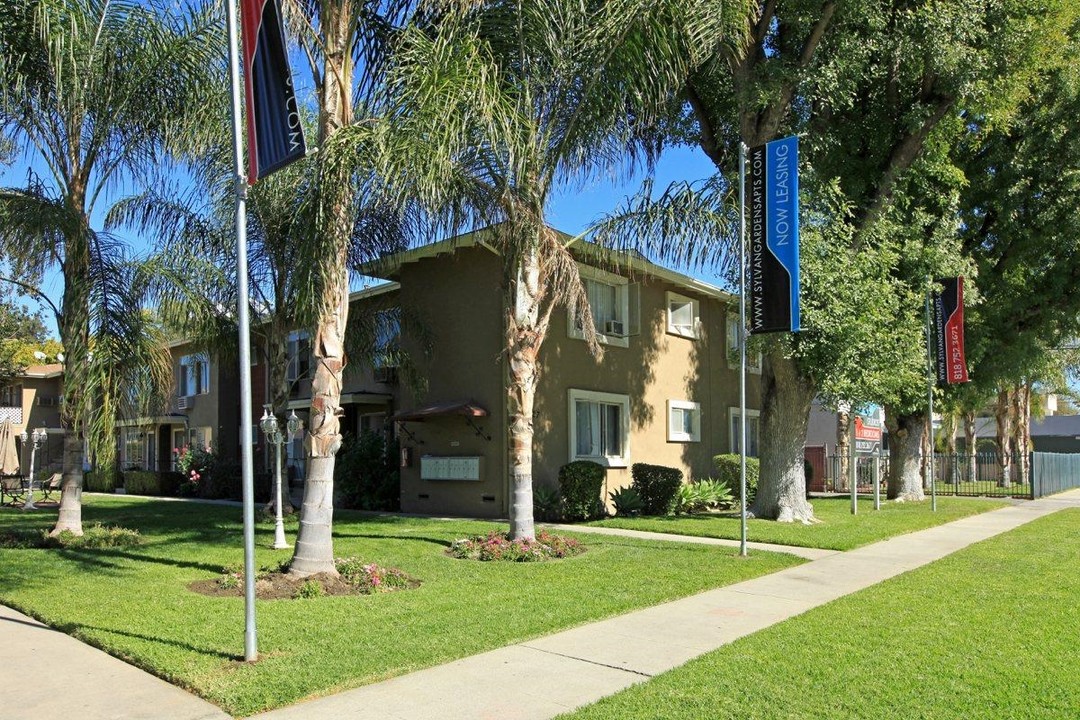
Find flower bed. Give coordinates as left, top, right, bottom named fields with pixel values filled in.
left=447, top=529, right=585, bottom=562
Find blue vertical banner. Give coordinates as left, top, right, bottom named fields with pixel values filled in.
left=241, top=0, right=306, bottom=184
left=748, top=136, right=800, bottom=334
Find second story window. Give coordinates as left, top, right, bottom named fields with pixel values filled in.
left=667, top=292, right=700, bottom=338
left=569, top=266, right=635, bottom=348
left=726, top=314, right=762, bottom=373
left=179, top=354, right=210, bottom=397
left=286, top=331, right=311, bottom=382
left=0, top=384, right=21, bottom=407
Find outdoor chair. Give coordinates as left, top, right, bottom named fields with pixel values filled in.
left=41, top=473, right=63, bottom=502
left=1, top=475, right=26, bottom=506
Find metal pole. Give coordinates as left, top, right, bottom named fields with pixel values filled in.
left=225, top=0, right=258, bottom=662
left=273, top=430, right=289, bottom=549
left=24, top=434, right=38, bottom=511
left=738, top=141, right=748, bottom=558
left=873, top=443, right=881, bottom=511
left=925, top=278, right=937, bottom=512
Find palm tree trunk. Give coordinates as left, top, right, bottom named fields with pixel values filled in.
left=289, top=2, right=355, bottom=578
left=52, top=429, right=85, bottom=535
left=750, top=352, right=815, bottom=521
left=995, top=388, right=1013, bottom=487
left=507, top=244, right=542, bottom=541
left=264, top=320, right=294, bottom=515
left=885, top=408, right=926, bottom=501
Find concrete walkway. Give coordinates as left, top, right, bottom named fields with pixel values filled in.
left=3, top=491, right=1077, bottom=720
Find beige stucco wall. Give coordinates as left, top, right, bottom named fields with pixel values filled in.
left=395, top=246, right=507, bottom=517
left=534, top=274, right=761, bottom=503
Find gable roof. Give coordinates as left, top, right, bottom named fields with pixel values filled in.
left=360, top=227, right=733, bottom=302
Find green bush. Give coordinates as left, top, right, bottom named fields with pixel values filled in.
left=558, top=461, right=606, bottom=521
left=83, top=470, right=116, bottom=493
left=532, top=485, right=563, bottom=522
left=673, top=479, right=735, bottom=515
left=121, top=471, right=183, bottom=496
left=609, top=486, right=644, bottom=516
left=200, top=461, right=241, bottom=500
left=335, top=431, right=400, bottom=511
left=714, top=454, right=759, bottom=504
left=631, top=463, right=682, bottom=515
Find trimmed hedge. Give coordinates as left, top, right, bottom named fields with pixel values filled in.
left=631, top=463, right=682, bottom=515
left=714, top=454, right=759, bottom=504
left=83, top=470, right=117, bottom=493
left=558, top=460, right=606, bottom=521
left=122, top=471, right=184, bottom=497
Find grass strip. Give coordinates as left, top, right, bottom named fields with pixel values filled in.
left=0, top=495, right=801, bottom=716
left=587, top=495, right=1008, bottom=550
left=563, top=508, right=1080, bottom=720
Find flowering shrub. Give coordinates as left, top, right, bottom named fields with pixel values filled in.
left=174, top=444, right=214, bottom=496
left=447, top=529, right=585, bottom=562
left=335, top=556, right=415, bottom=592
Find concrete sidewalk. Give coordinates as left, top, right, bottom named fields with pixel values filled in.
left=0, top=604, right=229, bottom=720
left=254, top=490, right=1080, bottom=720
left=3, top=491, right=1077, bottom=720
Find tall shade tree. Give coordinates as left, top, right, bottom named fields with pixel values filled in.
left=359, top=0, right=744, bottom=540
left=0, top=0, right=221, bottom=534
left=677, top=0, right=1073, bottom=520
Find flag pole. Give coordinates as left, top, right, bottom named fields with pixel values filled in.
left=225, top=0, right=259, bottom=661
left=739, top=141, right=748, bottom=558
left=924, top=276, right=937, bottom=513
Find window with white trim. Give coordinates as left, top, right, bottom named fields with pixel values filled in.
left=667, top=400, right=701, bottom=442
left=666, top=292, right=700, bottom=339
left=286, top=330, right=311, bottom=382
left=726, top=314, right=761, bottom=373
left=179, top=354, right=210, bottom=396
left=187, top=426, right=212, bottom=452
left=728, top=408, right=760, bottom=457
left=122, top=428, right=144, bottom=469
left=569, top=267, right=631, bottom=348
left=568, top=389, right=630, bottom=466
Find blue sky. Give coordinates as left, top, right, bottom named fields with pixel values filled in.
left=3, top=139, right=723, bottom=340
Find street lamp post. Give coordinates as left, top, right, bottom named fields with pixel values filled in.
left=20, top=427, right=47, bottom=511
left=259, top=405, right=298, bottom=550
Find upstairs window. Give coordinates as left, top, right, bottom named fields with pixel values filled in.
left=179, top=355, right=210, bottom=396
left=666, top=292, right=700, bottom=339
left=286, top=331, right=311, bottom=382
left=569, top=266, right=635, bottom=348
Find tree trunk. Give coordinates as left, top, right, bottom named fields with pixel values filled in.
left=506, top=243, right=542, bottom=541
left=51, top=429, right=85, bottom=535
left=835, top=405, right=851, bottom=492
left=885, top=408, right=926, bottom=501
left=290, top=4, right=354, bottom=578
left=964, top=410, right=977, bottom=483
left=940, top=412, right=957, bottom=484
left=994, top=388, right=1013, bottom=487
left=1011, top=382, right=1030, bottom=486
left=263, top=319, right=294, bottom=516
left=51, top=214, right=91, bottom=537
left=749, top=352, right=815, bottom=522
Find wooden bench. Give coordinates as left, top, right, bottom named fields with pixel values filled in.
left=1, top=475, right=26, bottom=505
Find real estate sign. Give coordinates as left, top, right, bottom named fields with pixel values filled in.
left=748, top=136, right=800, bottom=334
left=853, top=415, right=883, bottom=455
left=932, top=276, right=970, bottom=385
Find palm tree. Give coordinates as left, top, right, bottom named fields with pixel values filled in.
left=352, top=0, right=739, bottom=540
left=0, top=0, right=221, bottom=534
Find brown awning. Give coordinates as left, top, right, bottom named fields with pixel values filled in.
left=392, top=400, right=489, bottom=422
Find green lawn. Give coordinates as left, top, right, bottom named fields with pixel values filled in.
left=562, top=508, right=1080, bottom=720
left=585, top=496, right=1009, bottom=550
left=0, top=495, right=802, bottom=717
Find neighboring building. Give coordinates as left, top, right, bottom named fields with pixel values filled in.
left=956, top=414, right=1080, bottom=454
left=117, top=340, right=241, bottom=472
left=0, top=363, right=65, bottom=477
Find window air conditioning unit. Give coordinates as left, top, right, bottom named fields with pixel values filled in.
left=177, top=396, right=192, bottom=411
left=604, top=320, right=625, bottom=337
left=373, top=366, right=399, bottom=384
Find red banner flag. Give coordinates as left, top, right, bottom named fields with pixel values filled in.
left=933, top=276, right=970, bottom=385
left=240, top=0, right=305, bottom=183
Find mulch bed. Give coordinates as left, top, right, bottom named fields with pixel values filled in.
left=189, top=571, right=420, bottom=600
